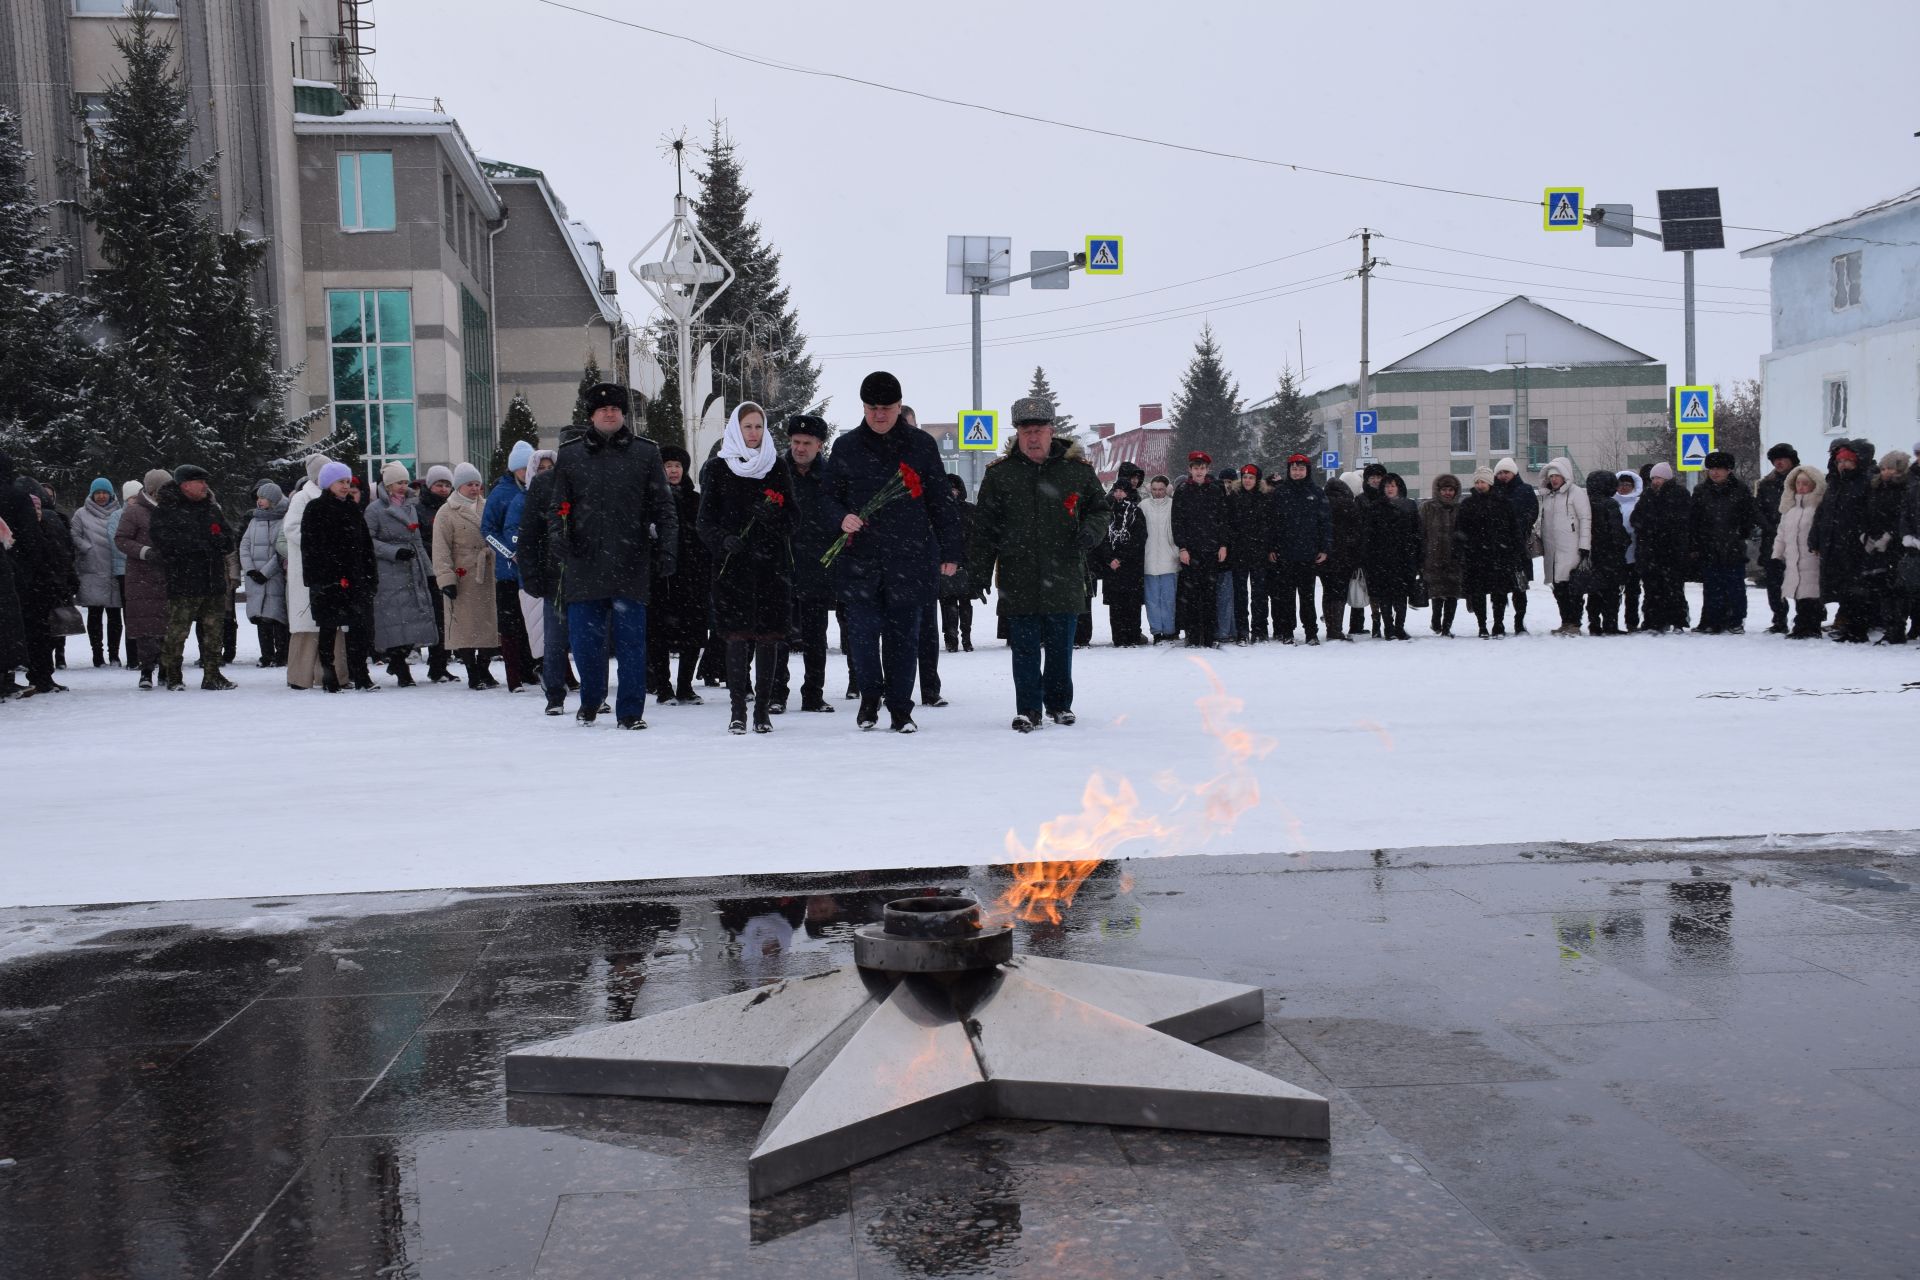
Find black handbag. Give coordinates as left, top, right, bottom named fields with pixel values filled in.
left=1409, top=578, right=1429, bottom=608
left=1567, top=557, right=1595, bottom=597
left=49, top=602, right=84, bottom=636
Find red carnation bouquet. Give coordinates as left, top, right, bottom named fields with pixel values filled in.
left=1063, top=494, right=1078, bottom=515
left=821, top=463, right=923, bottom=567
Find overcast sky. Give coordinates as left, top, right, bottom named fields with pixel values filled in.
left=376, top=0, right=1917, bottom=430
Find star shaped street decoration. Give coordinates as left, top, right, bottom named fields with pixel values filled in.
left=506, top=922, right=1329, bottom=1198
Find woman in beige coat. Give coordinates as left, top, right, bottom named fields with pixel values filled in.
left=432, top=462, right=500, bottom=687
left=1770, top=464, right=1825, bottom=639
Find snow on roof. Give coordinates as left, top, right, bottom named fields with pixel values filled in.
left=1740, top=185, right=1920, bottom=258
left=294, top=106, right=455, bottom=126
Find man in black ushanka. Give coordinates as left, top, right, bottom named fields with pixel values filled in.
left=818, top=371, right=961, bottom=735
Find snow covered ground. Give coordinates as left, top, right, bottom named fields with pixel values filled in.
left=3, top=581, right=1914, bottom=908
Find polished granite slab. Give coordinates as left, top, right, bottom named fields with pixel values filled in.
left=1, top=837, right=1917, bottom=1278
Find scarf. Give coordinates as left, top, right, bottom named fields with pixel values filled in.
left=719, top=402, right=777, bottom=480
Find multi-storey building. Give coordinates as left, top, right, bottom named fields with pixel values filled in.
left=1, top=0, right=622, bottom=479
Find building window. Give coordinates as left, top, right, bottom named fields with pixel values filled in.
left=455, top=191, right=467, bottom=262
left=1488, top=404, right=1513, bottom=456
left=1830, top=252, right=1862, bottom=310
left=328, top=290, right=416, bottom=479
left=76, top=93, right=110, bottom=189
left=73, top=0, right=178, bottom=13
left=1824, top=378, right=1848, bottom=435
left=1449, top=406, right=1474, bottom=455
left=336, top=152, right=395, bottom=232
left=1527, top=419, right=1549, bottom=470
left=461, top=286, right=495, bottom=466
left=442, top=170, right=454, bottom=246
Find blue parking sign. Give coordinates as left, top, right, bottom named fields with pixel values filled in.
left=1354, top=411, right=1378, bottom=435
left=1322, top=451, right=1340, bottom=471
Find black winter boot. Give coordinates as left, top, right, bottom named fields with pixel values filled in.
left=726, top=638, right=750, bottom=735
left=752, top=641, right=776, bottom=733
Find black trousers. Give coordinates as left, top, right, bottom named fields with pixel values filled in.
left=917, top=602, right=941, bottom=701
left=1621, top=563, right=1642, bottom=630
left=1585, top=583, right=1621, bottom=633
left=1176, top=560, right=1219, bottom=645
left=1469, top=592, right=1509, bottom=630
left=318, top=599, right=374, bottom=679
left=1230, top=567, right=1266, bottom=639
left=1319, top=571, right=1351, bottom=636
left=1269, top=563, right=1318, bottom=638
left=939, top=596, right=973, bottom=650
left=777, top=599, right=831, bottom=706
left=1552, top=582, right=1583, bottom=629
left=86, top=606, right=123, bottom=662
left=1642, top=562, right=1687, bottom=631
left=1764, top=557, right=1788, bottom=628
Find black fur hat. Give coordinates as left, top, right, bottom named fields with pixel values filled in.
left=784, top=414, right=829, bottom=440
left=658, top=444, right=691, bottom=468
left=583, top=382, right=629, bottom=414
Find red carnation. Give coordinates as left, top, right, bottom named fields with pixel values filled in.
left=455, top=567, right=467, bottom=577
left=1063, top=494, right=1079, bottom=515
left=899, top=462, right=924, bottom=499
left=338, top=577, right=350, bottom=588
left=209, top=523, right=221, bottom=535
left=558, top=501, right=572, bottom=518
left=763, top=488, right=785, bottom=507
left=407, top=523, right=419, bottom=531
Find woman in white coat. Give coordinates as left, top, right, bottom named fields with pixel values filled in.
left=278, top=454, right=349, bottom=689
left=1138, top=474, right=1180, bottom=641
left=1534, top=457, right=1591, bottom=635
left=1771, top=464, right=1825, bottom=638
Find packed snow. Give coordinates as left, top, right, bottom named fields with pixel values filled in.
left=2, top=581, right=1914, bottom=909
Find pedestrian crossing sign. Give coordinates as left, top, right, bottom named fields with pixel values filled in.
left=958, top=409, right=999, bottom=451
left=1085, top=236, right=1124, bottom=275
left=1675, top=384, right=1714, bottom=428
left=1677, top=429, right=1714, bottom=473
left=1544, top=187, right=1584, bottom=232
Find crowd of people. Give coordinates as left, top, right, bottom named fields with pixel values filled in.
left=3, top=372, right=1916, bottom=729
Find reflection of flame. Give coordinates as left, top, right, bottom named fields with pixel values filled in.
left=990, top=659, right=1279, bottom=925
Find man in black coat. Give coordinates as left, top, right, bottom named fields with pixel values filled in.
left=1632, top=462, right=1692, bottom=632
left=1492, top=459, right=1539, bottom=633
left=1689, top=451, right=1757, bottom=633
left=819, top=372, right=962, bottom=733
left=548, top=382, right=677, bottom=728
left=1754, top=443, right=1798, bottom=632
left=1265, top=454, right=1332, bottom=644
left=1171, top=451, right=1226, bottom=647
left=775, top=415, right=838, bottom=713
left=1099, top=479, right=1146, bottom=646
left=1223, top=464, right=1270, bottom=642
left=1815, top=440, right=1875, bottom=641
left=150, top=463, right=236, bottom=690
left=2, top=457, right=51, bottom=695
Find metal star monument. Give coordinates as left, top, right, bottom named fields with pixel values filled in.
left=505, top=896, right=1328, bottom=1198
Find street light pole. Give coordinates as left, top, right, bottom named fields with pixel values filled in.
left=963, top=253, right=1086, bottom=490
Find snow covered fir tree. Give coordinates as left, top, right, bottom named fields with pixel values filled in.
left=1023, top=366, right=1081, bottom=446
left=489, top=394, right=542, bottom=478
left=0, top=106, right=89, bottom=480
left=1258, top=367, right=1320, bottom=463
left=63, top=6, right=312, bottom=499
left=1169, top=323, right=1245, bottom=465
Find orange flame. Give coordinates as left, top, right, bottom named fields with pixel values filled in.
left=990, top=658, right=1279, bottom=925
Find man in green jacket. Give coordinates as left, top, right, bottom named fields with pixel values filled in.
left=967, top=396, right=1111, bottom=732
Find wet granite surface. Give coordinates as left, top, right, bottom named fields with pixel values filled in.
left=1, top=838, right=1917, bottom=1278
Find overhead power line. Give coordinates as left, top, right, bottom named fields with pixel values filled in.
left=1379, top=234, right=1770, bottom=294
left=1371, top=271, right=1773, bottom=318
left=1382, top=261, right=1769, bottom=311
left=535, top=0, right=1919, bottom=250
left=811, top=238, right=1352, bottom=339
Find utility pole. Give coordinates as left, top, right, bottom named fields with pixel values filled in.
left=1346, top=229, right=1381, bottom=472
left=962, top=252, right=1086, bottom=490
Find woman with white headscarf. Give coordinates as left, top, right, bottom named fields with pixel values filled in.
left=697, top=401, right=796, bottom=735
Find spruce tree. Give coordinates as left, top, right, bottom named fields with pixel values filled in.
left=1024, top=366, right=1080, bottom=445
left=1168, top=324, right=1245, bottom=465
left=73, top=6, right=306, bottom=497
left=1259, top=366, right=1320, bottom=465
left=489, top=392, right=541, bottom=479
left=570, top=352, right=603, bottom=432
left=651, top=120, right=822, bottom=446
left=0, top=106, right=90, bottom=486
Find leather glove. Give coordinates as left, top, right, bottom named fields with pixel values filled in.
left=246, top=569, right=267, bottom=585
left=394, top=547, right=414, bottom=562
left=441, top=584, right=458, bottom=600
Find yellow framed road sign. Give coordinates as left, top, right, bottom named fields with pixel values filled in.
left=958, top=410, right=999, bottom=451
left=1085, top=236, right=1124, bottom=275
left=1544, top=188, right=1584, bottom=232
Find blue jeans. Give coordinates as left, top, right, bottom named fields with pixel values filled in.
left=541, top=599, right=572, bottom=698
left=845, top=590, right=923, bottom=714
left=1215, top=570, right=1235, bottom=638
left=1700, top=566, right=1747, bottom=630
left=568, top=597, right=647, bottom=720
left=1145, top=573, right=1176, bottom=636
left=1007, top=613, right=1076, bottom=717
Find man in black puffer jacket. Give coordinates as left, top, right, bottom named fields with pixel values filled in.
left=150, top=464, right=236, bottom=690
left=1266, top=454, right=1331, bottom=644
